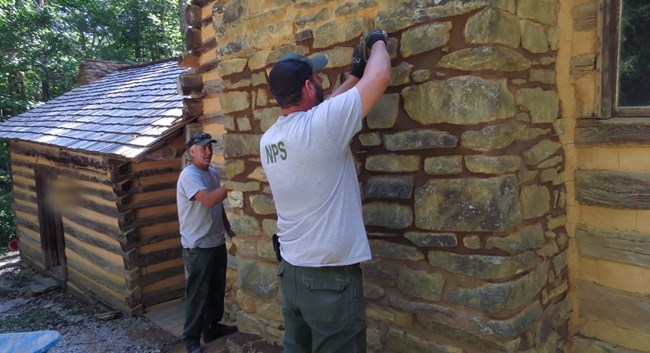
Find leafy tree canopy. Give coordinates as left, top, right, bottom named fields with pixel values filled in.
left=0, top=0, right=185, bottom=249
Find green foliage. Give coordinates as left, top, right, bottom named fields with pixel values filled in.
left=618, top=0, right=650, bottom=107
left=0, top=0, right=184, bottom=250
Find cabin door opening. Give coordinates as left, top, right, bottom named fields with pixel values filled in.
left=34, top=168, right=66, bottom=281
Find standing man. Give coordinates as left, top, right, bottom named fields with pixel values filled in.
left=260, top=30, right=391, bottom=353
left=177, top=132, right=237, bottom=353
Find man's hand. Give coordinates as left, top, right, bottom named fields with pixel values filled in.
left=350, top=43, right=366, bottom=78
left=363, top=29, right=388, bottom=60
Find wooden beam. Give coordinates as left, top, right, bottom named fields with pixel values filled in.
left=576, top=224, right=650, bottom=269
left=185, top=5, right=202, bottom=28
left=577, top=280, right=650, bottom=332
left=185, top=28, right=202, bottom=51
left=136, top=264, right=185, bottom=287
left=178, top=73, right=204, bottom=96
left=575, top=169, right=650, bottom=209
left=575, top=125, right=650, bottom=146
left=183, top=98, right=203, bottom=119
left=178, top=53, right=200, bottom=69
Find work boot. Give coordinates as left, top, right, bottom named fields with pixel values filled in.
left=203, top=323, right=238, bottom=343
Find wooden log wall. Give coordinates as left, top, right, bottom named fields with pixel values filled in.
left=179, top=0, right=227, bottom=167
left=10, top=141, right=134, bottom=313
left=564, top=1, right=650, bottom=351
left=113, top=134, right=186, bottom=309
left=11, top=135, right=187, bottom=315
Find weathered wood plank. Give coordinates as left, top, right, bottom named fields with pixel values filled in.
left=576, top=125, right=650, bottom=146
left=13, top=141, right=115, bottom=173
left=136, top=229, right=179, bottom=247
left=65, top=235, right=125, bottom=275
left=131, top=246, right=181, bottom=267
left=63, top=213, right=121, bottom=240
left=11, top=158, right=113, bottom=185
left=575, top=169, right=650, bottom=209
left=63, top=222, right=123, bottom=255
left=66, top=269, right=133, bottom=315
left=142, top=284, right=185, bottom=307
left=137, top=264, right=185, bottom=287
left=577, top=280, right=650, bottom=332
left=178, top=73, right=203, bottom=96
left=576, top=224, right=650, bottom=268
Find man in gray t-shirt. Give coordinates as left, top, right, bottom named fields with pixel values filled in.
left=261, top=30, right=391, bottom=353
left=176, top=132, right=237, bottom=353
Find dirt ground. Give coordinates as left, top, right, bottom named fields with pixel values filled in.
left=0, top=251, right=182, bottom=353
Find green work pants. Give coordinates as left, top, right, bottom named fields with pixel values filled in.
left=182, top=244, right=227, bottom=346
left=279, top=259, right=367, bottom=353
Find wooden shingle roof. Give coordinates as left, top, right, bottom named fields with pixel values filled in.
left=0, top=59, right=188, bottom=161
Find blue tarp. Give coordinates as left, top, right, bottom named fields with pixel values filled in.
left=0, top=330, right=60, bottom=353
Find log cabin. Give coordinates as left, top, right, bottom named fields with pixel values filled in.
left=0, top=58, right=208, bottom=315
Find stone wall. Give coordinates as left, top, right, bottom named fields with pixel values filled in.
left=194, top=0, right=570, bottom=351
left=557, top=0, right=650, bottom=352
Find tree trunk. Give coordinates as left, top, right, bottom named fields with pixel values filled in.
left=179, top=0, right=188, bottom=36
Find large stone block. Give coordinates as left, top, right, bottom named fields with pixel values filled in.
left=428, top=251, right=538, bottom=280
left=367, top=94, right=399, bottom=129
left=384, top=129, right=458, bottom=151
left=249, top=194, right=276, bottom=215
left=460, top=122, right=524, bottom=153
left=363, top=202, right=413, bottom=229
left=437, top=47, right=531, bottom=72
left=386, top=328, right=463, bottom=353
left=516, top=88, right=558, bottom=123
left=404, top=232, right=458, bottom=247
left=230, top=214, right=262, bottom=236
left=521, top=20, right=549, bottom=54
left=313, top=18, right=364, bottom=48
left=388, top=294, right=456, bottom=317
left=402, top=76, right=514, bottom=125
left=389, top=62, right=414, bottom=87
left=470, top=301, right=542, bottom=339
left=376, top=0, right=514, bottom=32
left=465, top=155, right=521, bottom=174
left=465, top=7, right=521, bottom=48
left=486, top=223, right=546, bottom=253
left=237, top=259, right=279, bottom=298
left=397, top=267, right=444, bottom=301
left=522, top=140, right=562, bottom=167
left=518, top=0, right=556, bottom=25
left=369, top=239, right=424, bottom=261
left=367, top=303, right=413, bottom=327
left=424, top=156, right=463, bottom=175
left=365, top=175, right=414, bottom=199
left=520, top=185, right=550, bottom=219
left=418, top=314, right=521, bottom=353
left=224, top=134, right=261, bottom=158
left=220, top=91, right=251, bottom=113
left=401, top=22, right=452, bottom=57
left=415, top=175, right=522, bottom=232
left=446, top=261, right=549, bottom=313
left=366, top=154, right=421, bottom=172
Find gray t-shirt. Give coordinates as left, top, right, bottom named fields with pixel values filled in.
left=176, top=164, right=225, bottom=249
left=260, top=87, right=371, bottom=267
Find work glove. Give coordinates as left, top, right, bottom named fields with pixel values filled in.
left=350, top=43, right=366, bottom=78
left=362, top=29, right=388, bottom=60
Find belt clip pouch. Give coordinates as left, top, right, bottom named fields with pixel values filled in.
left=272, top=233, right=282, bottom=262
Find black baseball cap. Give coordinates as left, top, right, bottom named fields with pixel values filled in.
left=187, top=132, right=216, bottom=148
left=268, top=53, right=328, bottom=100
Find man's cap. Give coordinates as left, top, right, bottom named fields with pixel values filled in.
left=268, top=53, right=328, bottom=99
left=187, top=132, right=216, bottom=148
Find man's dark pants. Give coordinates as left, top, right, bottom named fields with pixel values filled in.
left=279, top=259, right=367, bottom=353
left=182, top=244, right=227, bottom=346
